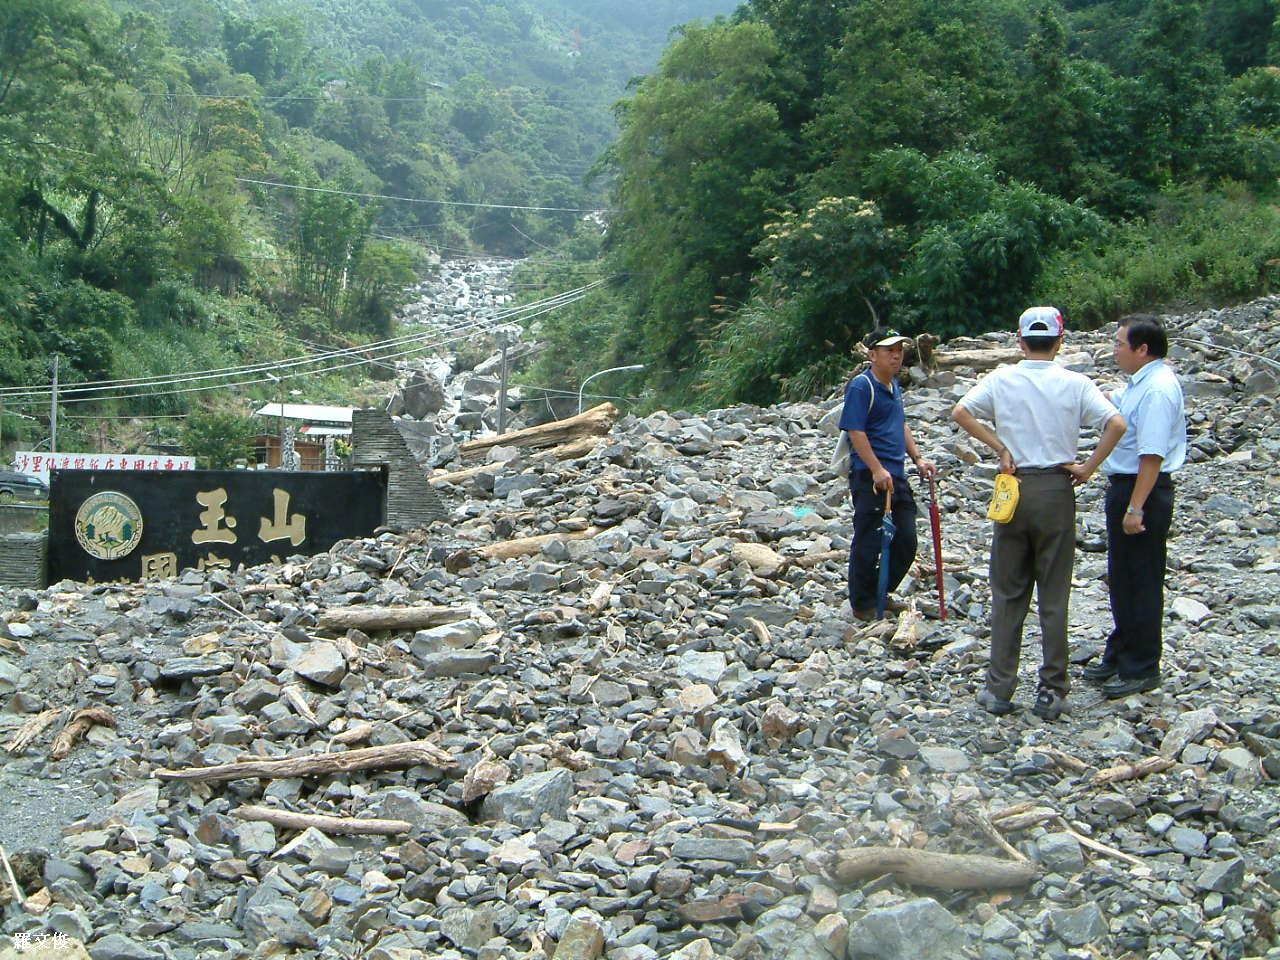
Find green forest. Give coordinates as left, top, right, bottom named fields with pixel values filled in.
left=520, top=0, right=1280, bottom=408
left=2, top=0, right=1278, bottom=453
left=0, top=0, right=734, bottom=455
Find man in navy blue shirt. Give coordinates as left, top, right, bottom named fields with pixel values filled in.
left=840, top=328, right=937, bottom=620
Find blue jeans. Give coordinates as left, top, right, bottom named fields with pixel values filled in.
left=848, top=472, right=918, bottom=612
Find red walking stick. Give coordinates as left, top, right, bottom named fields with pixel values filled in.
left=928, top=476, right=947, bottom=622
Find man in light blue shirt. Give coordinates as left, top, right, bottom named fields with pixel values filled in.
left=1085, top=315, right=1187, bottom=698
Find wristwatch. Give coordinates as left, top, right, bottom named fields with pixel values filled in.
left=1125, top=505, right=1143, bottom=516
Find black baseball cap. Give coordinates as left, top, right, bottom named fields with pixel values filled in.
left=863, top=327, right=912, bottom=349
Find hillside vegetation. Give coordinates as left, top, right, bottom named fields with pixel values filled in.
left=0, top=0, right=735, bottom=453
left=519, top=0, right=1280, bottom=409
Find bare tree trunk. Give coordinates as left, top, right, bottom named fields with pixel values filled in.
left=155, top=740, right=454, bottom=782
left=834, top=847, right=1037, bottom=889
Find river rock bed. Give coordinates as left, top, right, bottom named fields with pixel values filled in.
left=2, top=299, right=1280, bottom=960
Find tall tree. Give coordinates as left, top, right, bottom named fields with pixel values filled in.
left=610, top=20, right=792, bottom=384
left=1130, top=0, right=1229, bottom=183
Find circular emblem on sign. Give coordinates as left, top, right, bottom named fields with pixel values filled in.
left=75, top=491, right=144, bottom=560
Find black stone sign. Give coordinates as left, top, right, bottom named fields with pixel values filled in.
left=48, top=469, right=386, bottom=583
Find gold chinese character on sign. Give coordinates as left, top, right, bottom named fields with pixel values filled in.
left=196, top=554, right=231, bottom=572
left=259, top=488, right=306, bottom=546
left=141, top=552, right=178, bottom=579
left=192, top=487, right=237, bottom=544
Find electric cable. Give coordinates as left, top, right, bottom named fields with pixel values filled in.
left=0, top=281, right=607, bottom=400
left=236, top=176, right=598, bottom=213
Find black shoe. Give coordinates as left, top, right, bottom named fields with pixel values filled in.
left=976, top=689, right=1016, bottom=716
left=1082, top=661, right=1118, bottom=683
left=853, top=608, right=879, bottom=623
left=1102, top=672, right=1161, bottom=699
left=1031, top=687, right=1066, bottom=721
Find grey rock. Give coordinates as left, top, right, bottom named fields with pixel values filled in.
left=918, top=745, right=971, bottom=773
left=671, top=836, right=755, bottom=865
left=374, top=789, right=470, bottom=834
left=676, top=650, right=728, bottom=685
left=0, top=658, right=21, bottom=693
left=981, top=914, right=1019, bottom=943
left=413, top=649, right=496, bottom=677
left=410, top=619, right=484, bottom=653
left=439, top=906, right=496, bottom=951
left=158, top=654, right=234, bottom=681
left=293, top=640, right=347, bottom=687
left=402, top=373, right=446, bottom=419
left=1036, top=833, right=1085, bottom=874
left=1159, top=708, right=1219, bottom=758
left=1049, top=903, right=1108, bottom=947
left=1169, top=597, right=1213, bottom=623
left=1215, top=747, right=1262, bottom=785
left=235, top=820, right=277, bottom=857
left=1167, top=826, right=1208, bottom=858
left=480, top=768, right=574, bottom=828
left=87, top=934, right=163, bottom=960
left=1197, top=858, right=1246, bottom=893
left=847, top=897, right=969, bottom=960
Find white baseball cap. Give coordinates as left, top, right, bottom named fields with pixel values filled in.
left=1018, top=306, right=1064, bottom=337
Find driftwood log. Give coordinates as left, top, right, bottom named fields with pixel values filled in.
left=50, top=707, right=114, bottom=761
left=1031, top=746, right=1092, bottom=774
left=834, top=847, right=1037, bottom=890
left=0, top=843, right=24, bottom=906
left=475, top=527, right=600, bottom=561
left=431, top=438, right=605, bottom=488
left=792, top=550, right=845, bottom=569
left=459, top=402, right=618, bottom=460
left=429, top=462, right=492, bottom=487
left=990, top=806, right=1145, bottom=867
left=317, top=605, right=468, bottom=633
left=930, top=348, right=1093, bottom=374
left=530, top=436, right=603, bottom=463
left=155, top=739, right=454, bottom=782
left=4, top=707, right=64, bottom=755
left=231, top=805, right=412, bottom=837
left=1091, top=756, right=1176, bottom=786
left=989, top=806, right=1059, bottom=832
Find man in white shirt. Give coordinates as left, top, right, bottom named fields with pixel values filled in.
left=1086, top=315, right=1187, bottom=698
left=952, top=307, right=1127, bottom=720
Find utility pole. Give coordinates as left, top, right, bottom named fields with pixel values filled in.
left=495, top=327, right=511, bottom=436
left=49, top=355, right=59, bottom=454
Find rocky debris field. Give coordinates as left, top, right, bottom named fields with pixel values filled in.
left=3, top=298, right=1280, bottom=960
left=386, top=258, right=561, bottom=466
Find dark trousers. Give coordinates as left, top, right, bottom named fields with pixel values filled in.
left=1102, top=474, right=1174, bottom=678
left=848, top=472, right=917, bottom=612
left=987, top=470, right=1077, bottom=699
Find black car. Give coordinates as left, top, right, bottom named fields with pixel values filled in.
left=0, top=470, right=49, bottom=498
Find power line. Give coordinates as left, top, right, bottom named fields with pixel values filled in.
left=236, top=177, right=597, bottom=213
left=136, top=90, right=624, bottom=108
left=0, top=282, right=608, bottom=401
left=25, top=285, right=607, bottom=407
left=53, top=290, right=600, bottom=407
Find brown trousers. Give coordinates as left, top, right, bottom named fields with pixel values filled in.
left=987, top=470, right=1076, bottom=700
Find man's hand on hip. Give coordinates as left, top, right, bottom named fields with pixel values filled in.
left=1062, top=462, right=1094, bottom=486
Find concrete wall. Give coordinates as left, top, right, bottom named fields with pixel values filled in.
left=351, top=408, right=449, bottom=529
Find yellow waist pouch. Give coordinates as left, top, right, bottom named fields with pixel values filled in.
left=987, top=473, right=1020, bottom=524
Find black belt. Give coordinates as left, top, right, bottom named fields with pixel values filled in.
left=1016, top=466, right=1066, bottom=476
left=1108, top=472, right=1172, bottom=483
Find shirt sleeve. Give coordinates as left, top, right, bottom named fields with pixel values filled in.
left=838, top=376, right=874, bottom=432
left=956, top=373, right=995, bottom=422
left=1081, top=380, right=1120, bottom=431
left=1133, top=389, right=1180, bottom=459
